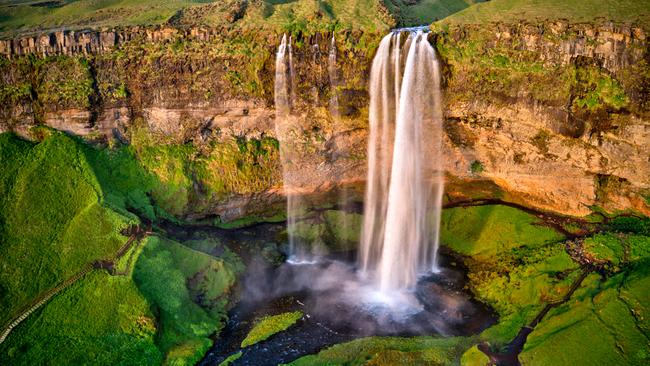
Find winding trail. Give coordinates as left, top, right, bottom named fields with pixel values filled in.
left=0, top=225, right=149, bottom=345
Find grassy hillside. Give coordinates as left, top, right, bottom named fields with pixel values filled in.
left=3, top=0, right=647, bottom=38
left=0, top=236, right=243, bottom=365
left=133, top=236, right=243, bottom=364
left=0, top=0, right=208, bottom=36
left=0, top=132, right=135, bottom=326
left=0, top=131, right=244, bottom=364
left=0, top=271, right=163, bottom=365
left=438, top=0, right=650, bottom=29
left=0, top=0, right=493, bottom=37
left=383, top=0, right=486, bottom=27
left=0, top=0, right=393, bottom=37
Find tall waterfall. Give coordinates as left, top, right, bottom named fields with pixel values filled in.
left=359, top=29, right=445, bottom=292
left=275, top=34, right=304, bottom=259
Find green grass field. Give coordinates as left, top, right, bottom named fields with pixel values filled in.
left=520, top=263, right=650, bottom=365
left=0, top=0, right=210, bottom=36
left=0, top=235, right=243, bottom=365
left=2, top=0, right=647, bottom=38
left=438, top=0, right=650, bottom=29
left=440, top=205, right=580, bottom=346
left=440, top=205, right=565, bottom=259
left=0, top=271, right=162, bottom=365
left=0, top=0, right=393, bottom=37
left=384, top=0, right=486, bottom=27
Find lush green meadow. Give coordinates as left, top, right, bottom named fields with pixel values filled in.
left=438, top=0, right=650, bottom=29
left=0, top=132, right=134, bottom=325
left=0, top=132, right=244, bottom=365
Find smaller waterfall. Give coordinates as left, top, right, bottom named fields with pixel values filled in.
left=328, top=34, right=340, bottom=121
left=360, top=28, right=445, bottom=292
left=289, top=36, right=297, bottom=108
left=274, top=34, right=305, bottom=260
left=275, top=34, right=292, bottom=115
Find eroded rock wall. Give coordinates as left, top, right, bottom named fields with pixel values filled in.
left=0, top=21, right=648, bottom=219
left=437, top=21, right=649, bottom=215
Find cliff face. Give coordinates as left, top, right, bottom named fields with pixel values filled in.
left=437, top=21, right=649, bottom=215
left=0, top=21, right=648, bottom=219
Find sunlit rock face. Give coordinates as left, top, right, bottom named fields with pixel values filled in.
left=0, top=21, right=648, bottom=219
left=438, top=22, right=649, bottom=216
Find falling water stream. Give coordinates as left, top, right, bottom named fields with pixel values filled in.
left=276, top=28, right=445, bottom=290
left=274, top=34, right=306, bottom=261
left=360, top=28, right=445, bottom=292
left=328, top=34, right=340, bottom=121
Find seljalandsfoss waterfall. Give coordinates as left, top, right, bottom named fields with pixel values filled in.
left=360, top=28, right=445, bottom=292
left=276, top=28, right=445, bottom=293
left=274, top=27, right=447, bottom=299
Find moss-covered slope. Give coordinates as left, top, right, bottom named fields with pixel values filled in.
left=0, top=132, right=244, bottom=365
left=0, top=132, right=135, bottom=326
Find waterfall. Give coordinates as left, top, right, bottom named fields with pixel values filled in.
left=274, top=34, right=305, bottom=260
left=359, top=28, right=445, bottom=292
left=275, top=34, right=291, bottom=116
left=328, top=34, right=340, bottom=121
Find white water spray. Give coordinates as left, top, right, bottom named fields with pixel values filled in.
left=360, top=28, right=445, bottom=292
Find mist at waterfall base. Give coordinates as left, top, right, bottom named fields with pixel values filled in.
left=267, top=29, right=472, bottom=336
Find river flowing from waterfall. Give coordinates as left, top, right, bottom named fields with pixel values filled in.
left=360, top=28, right=445, bottom=292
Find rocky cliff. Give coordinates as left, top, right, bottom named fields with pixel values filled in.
left=0, top=20, right=648, bottom=220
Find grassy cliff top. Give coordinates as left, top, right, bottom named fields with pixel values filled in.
left=438, top=0, right=650, bottom=30
left=0, top=0, right=391, bottom=38
left=0, top=0, right=485, bottom=38
left=1, top=0, right=648, bottom=38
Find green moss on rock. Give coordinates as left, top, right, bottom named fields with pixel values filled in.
left=241, top=311, right=303, bottom=348
left=290, top=336, right=474, bottom=366
left=323, top=210, right=363, bottom=250
left=440, top=205, right=564, bottom=259
left=460, top=345, right=490, bottom=366
left=520, top=266, right=650, bottom=366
